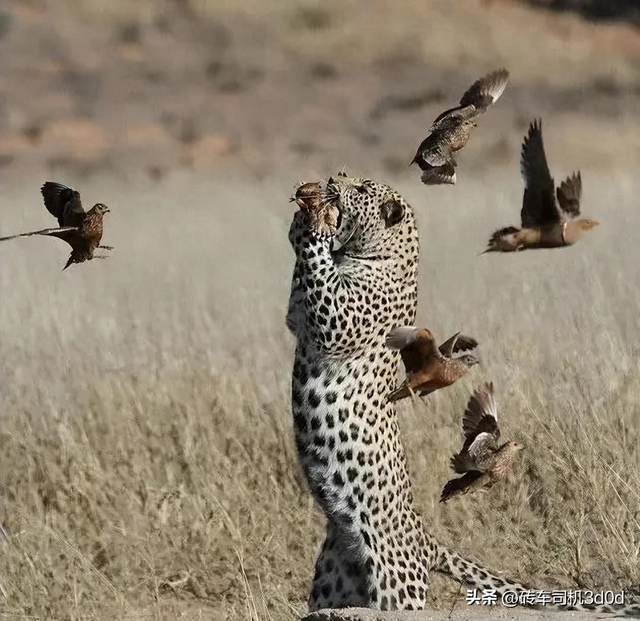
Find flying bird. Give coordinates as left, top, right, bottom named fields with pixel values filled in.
left=386, top=327, right=479, bottom=402
left=411, top=68, right=509, bottom=185
left=440, top=383, right=524, bottom=503
left=484, top=119, right=599, bottom=253
left=0, top=182, right=111, bottom=270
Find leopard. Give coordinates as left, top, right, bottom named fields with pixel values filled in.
left=286, top=172, right=640, bottom=617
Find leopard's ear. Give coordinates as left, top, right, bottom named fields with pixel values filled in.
left=381, top=197, right=404, bottom=228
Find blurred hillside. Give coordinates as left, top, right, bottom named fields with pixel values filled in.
left=526, top=0, right=640, bottom=25
left=1, top=0, right=640, bottom=187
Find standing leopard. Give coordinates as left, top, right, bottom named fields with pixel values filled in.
left=286, top=174, right=640, bottom=616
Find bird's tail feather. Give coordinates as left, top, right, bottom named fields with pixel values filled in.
left=0, top=226, right=77, bottom=242
left=62, top=255, right=74, bottom=271
left=483, top=226, right=521, bottom=253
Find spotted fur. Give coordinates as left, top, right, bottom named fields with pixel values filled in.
left=286, top=174, right=640, bottom=617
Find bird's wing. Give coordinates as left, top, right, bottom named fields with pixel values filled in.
left=450, top=451, right=480, bottom=474
left=452, top=334, right=478, bottom=353
left=520, top=119, right=561, bottom=228
left=424, top=142, right=454, bottom=167
left=556, top=171, right=582, bottom=219
left=438, top=331, right=460, bottom=357
left=413, top=135, right=454, bottom=168
left=386, top=326, right=421, bottom=349
left=459, top=68, right=509, bottom=113
left=440, top=471, right=485, bottom=503
left=386, top=326, right=440, bottom=373
left=0, top=226, right=78, bottom=244
left=431, top=105, right=459, bottom=125
left=431, top=104, right=477, bottom=125
left=41, top=182, right=85, bottom=228
left=464, top=432, right=499, bottom=470
left=439, top=332, right=478, bottom=357
left=460, top=383, right=500, bottom=460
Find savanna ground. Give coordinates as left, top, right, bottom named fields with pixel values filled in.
left=0, top=1, right=639, bottom=620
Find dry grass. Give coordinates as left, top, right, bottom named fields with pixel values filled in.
left=0, top=166, right=638, bottom=620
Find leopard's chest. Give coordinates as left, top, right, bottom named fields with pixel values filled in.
left=291, top=347, right=412, bottom=514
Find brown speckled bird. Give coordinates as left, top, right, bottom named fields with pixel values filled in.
left=440, top=383, right=524, bottom=503
left=411, top=68, right=509, bottom=185
left=484, top=119, right=599, bottom=253
left=386, top=327, right=479, bottom=402
left=290, top=181, right=340, bottom=238
left=0, top=182, right=111, bottom=270
left=291, top=182, right=322, bottom=212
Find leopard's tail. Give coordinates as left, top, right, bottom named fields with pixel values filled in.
left=431, top=541, right=640, bottom=618
left=432, top=541, right=530, bottom=594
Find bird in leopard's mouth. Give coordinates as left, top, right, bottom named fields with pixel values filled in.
left=290, top=176, right=343, bottom=239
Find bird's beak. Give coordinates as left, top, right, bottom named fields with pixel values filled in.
left=470, top=354, right=481, bottom=367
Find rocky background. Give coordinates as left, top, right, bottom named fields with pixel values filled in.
left=1, top=0, right=639, bottom=185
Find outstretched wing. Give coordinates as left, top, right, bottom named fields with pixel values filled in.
left=459, top=383, right=500, bottom=464
left=412, top=135, right=454, bottom=168
left=386, top=326, right=440, bottom=374
left=556, top=172, right=582, bottom=219
left=520, top=120, right=560, bottom=228
left=431, top=103, right=478, bottom=126
left=439, top=332, right=478, bottom=357
left=440, top=471, right=485, bottom=503
left=41, top=182, right=85, bottom=228
left=459, top=68, right=509, bottom=113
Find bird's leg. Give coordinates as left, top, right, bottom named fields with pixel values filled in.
left=98, top=245, right=113, bottom=250
left=93, top=253, right=110, bottom=260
